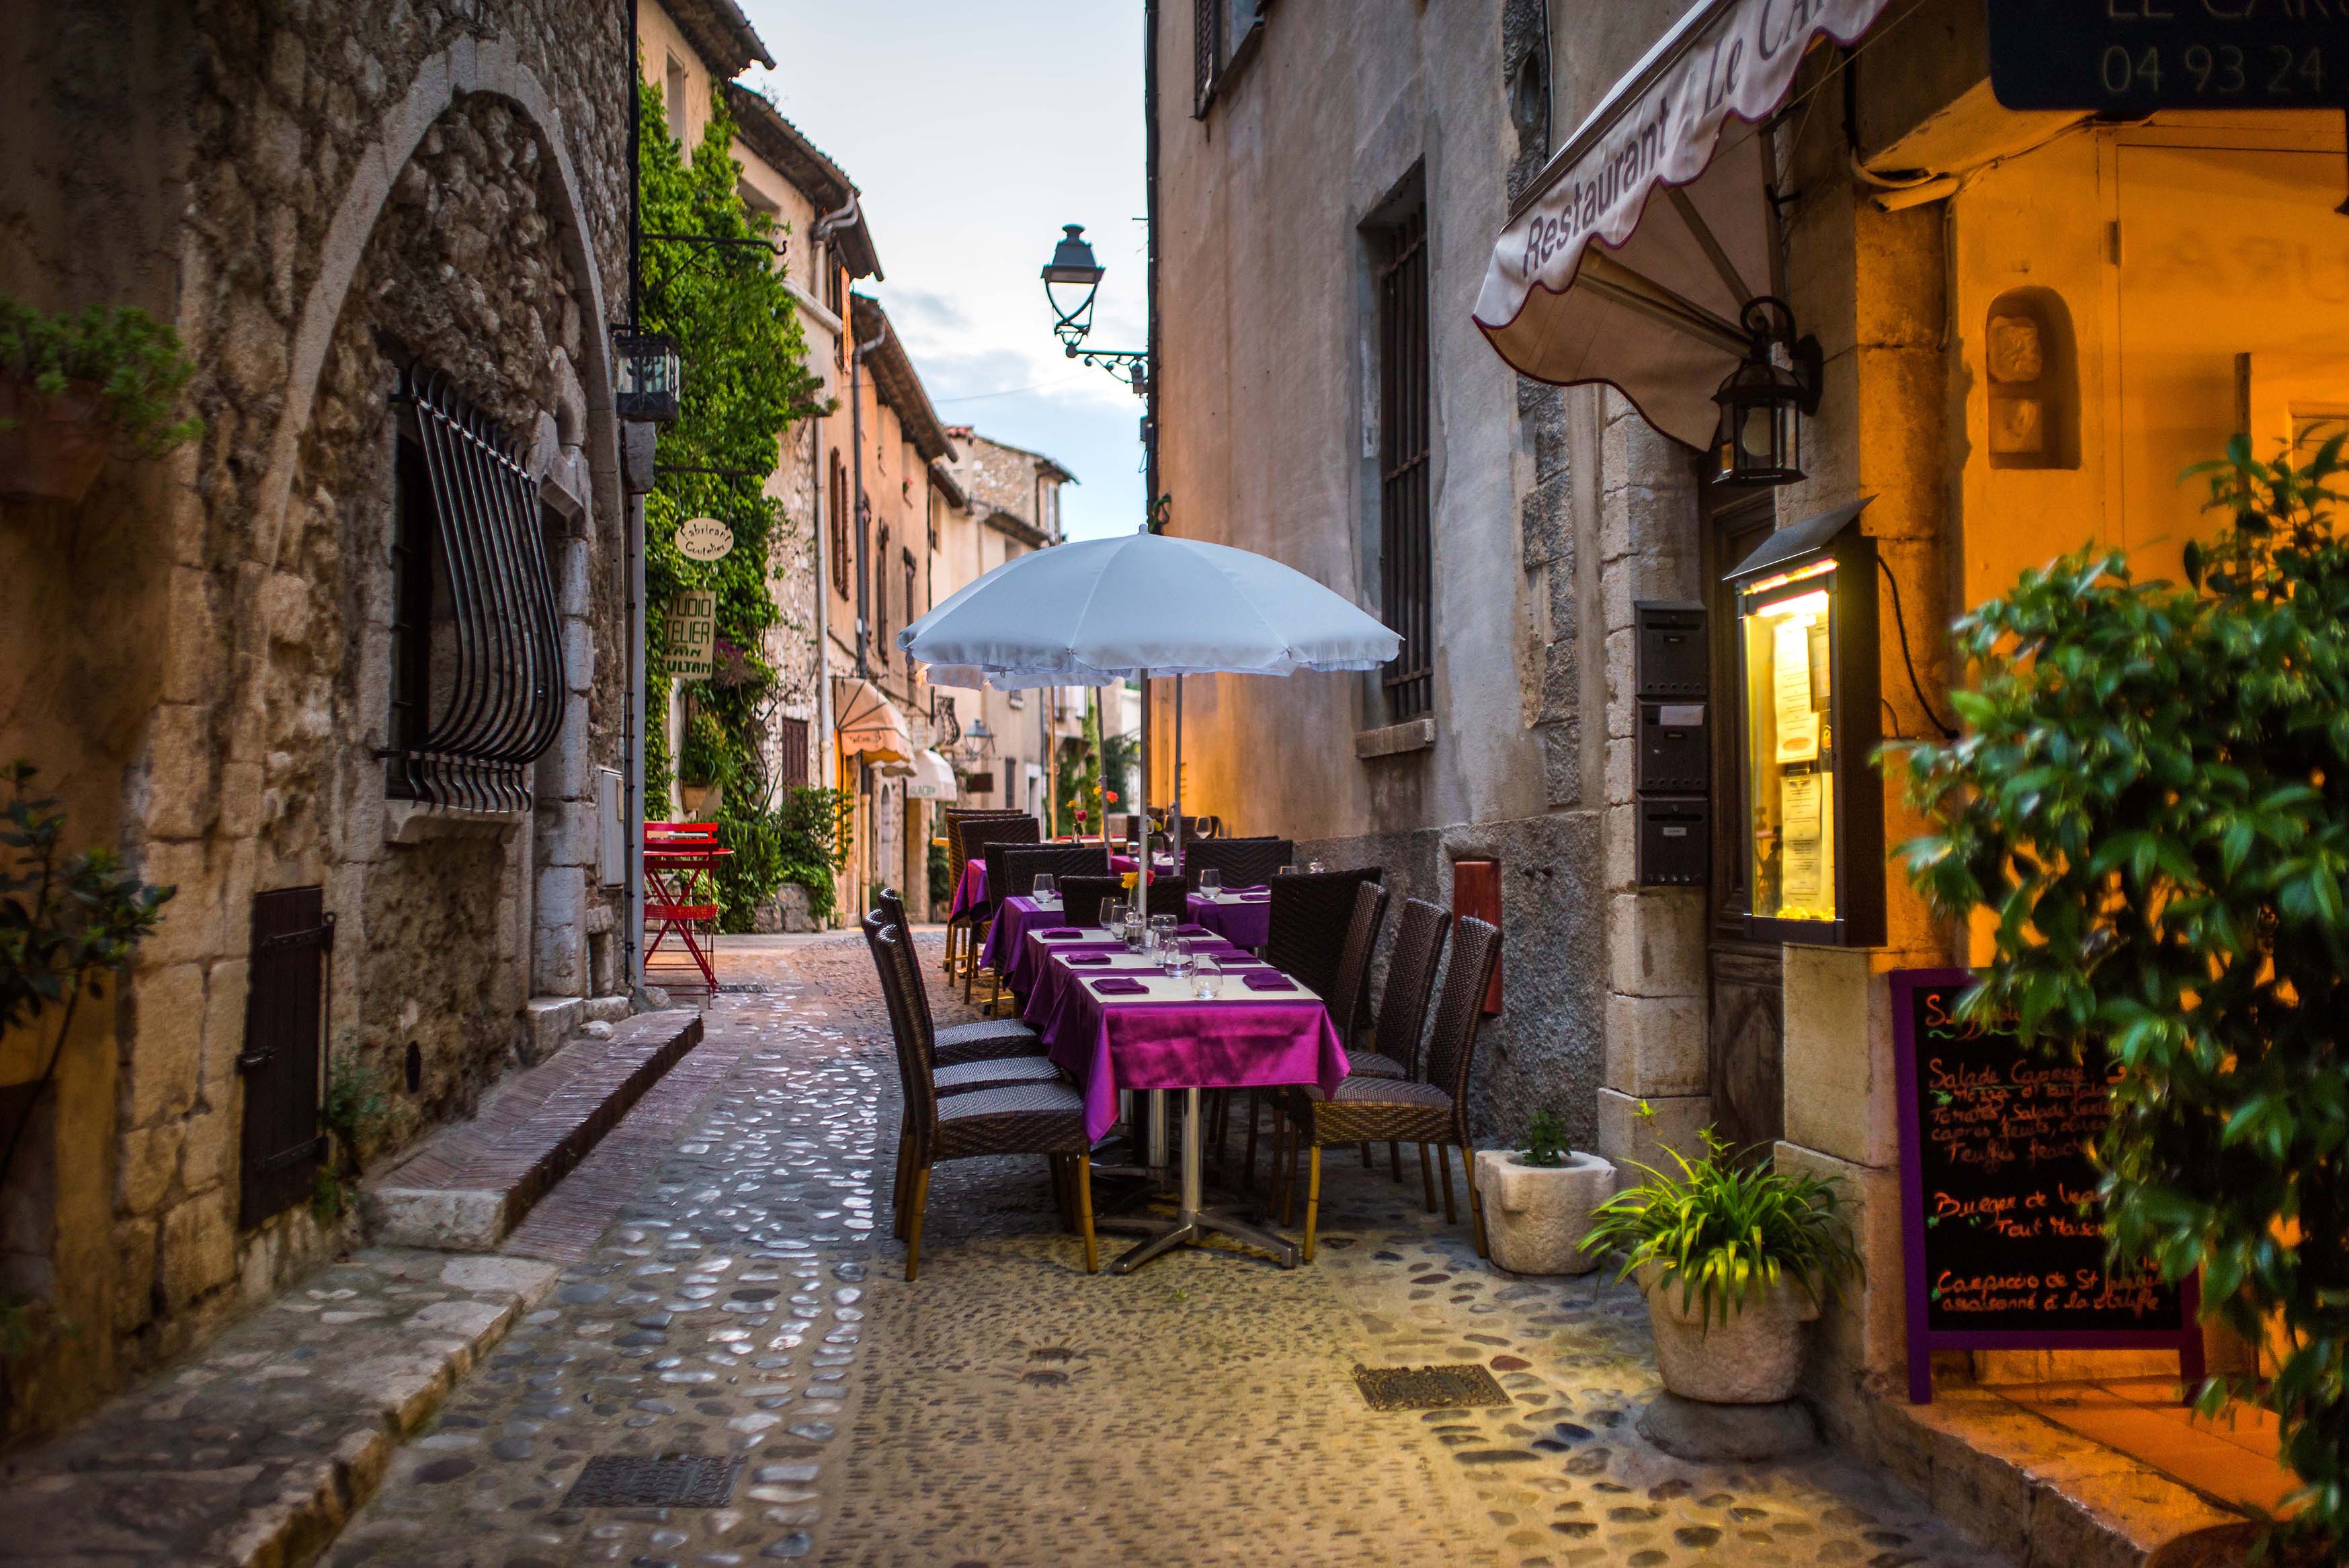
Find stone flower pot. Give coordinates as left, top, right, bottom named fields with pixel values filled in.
left=1638, top=1262, right=1820, bottom=1405
left=1473, top=1149, right=1615, bottom=1275
left=0, top=376, right=108, bottom=503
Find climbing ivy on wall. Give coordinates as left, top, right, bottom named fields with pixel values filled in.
left=635, top=83, right=830, bottom=930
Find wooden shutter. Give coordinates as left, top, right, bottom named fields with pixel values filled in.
left=237, top=886, right=332, bottom=1228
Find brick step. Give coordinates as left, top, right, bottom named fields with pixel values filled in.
left=365, top=1008, right=704, bottom=1251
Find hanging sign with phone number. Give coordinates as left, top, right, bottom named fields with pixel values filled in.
left=1988, top=1, right=2349, bottom=114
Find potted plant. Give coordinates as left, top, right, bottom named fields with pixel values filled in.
left=0, top=296, right=201, bottom=503
left=1473, top=1110, right=1615, bottom=1275
left=1580, top=1130, right=1856, bottom=1405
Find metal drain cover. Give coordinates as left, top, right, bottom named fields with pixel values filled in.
left=1352, top=1362, right=1514, bottom=1411
left=562, top=1452, right=742, bottom=1508
left=715, top=982, right=770, bottom=994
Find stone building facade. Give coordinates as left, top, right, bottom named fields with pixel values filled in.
left=1151, top=0, right=1602, bottom=1151
left=930, top=429, right=1085, bottom=836
left=0, top=2, right=637, bottom=1442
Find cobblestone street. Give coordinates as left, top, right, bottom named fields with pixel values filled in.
left=321, top=934, right=2009, bottom=1568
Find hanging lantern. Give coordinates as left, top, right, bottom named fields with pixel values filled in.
left=1711, top=298, right=1820, bottom=487
left=612, top=328, right=682, bottom=423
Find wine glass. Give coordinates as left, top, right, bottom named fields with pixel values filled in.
left=1163, top=936, right=1192, bottom=981
left=1105, top=899, right=1126, bottom=936
left=1033, top=872, right=1057, bottom=906
left=1307, top=859, right=1327, bottom=874
left=1198, top=867, right=1222, bottom=897
left=1191, top=954, right=1223, bottom=1000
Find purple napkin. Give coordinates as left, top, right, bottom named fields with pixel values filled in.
left=1090, top=976, right=1149, bottom=995
left=1039, top=927, right=1085, bottom=939
left=1236, top=891, right=1272, bottom=901
left=1063, top=954, right=1112, bottom=966
left=1240, top=972, right=1297, bottom=991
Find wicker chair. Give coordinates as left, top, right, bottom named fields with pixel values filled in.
left=1230, top=878, right=1385, bottom=1189
left=944, top=812, right=1032, bottom=982
left=1265, top=866, right=1383, bottom=1002
left=876, top=891, right=1054, bottom=1069
left=863, top=917, right=1098, bottom=1280
left=963, top=818, right=1043, bottom=1001
left=1001, top=842, right=1112, bottom=898
left=1184, top=836, right=1292, bottom=889
left=1058, top=874, right=1121, bottom=927
left=1273, top=915, right=1502, bottom=1261
left=1352, top=897, right=1451, bottom=1080
left=1139, top=874, right=1190, bottom=920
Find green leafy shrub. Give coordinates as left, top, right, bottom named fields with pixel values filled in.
left=0, top=296, right=201, bottom=453
left=1893, top=435, right=2349, bottom=1553
left=714, top=785, right=850, bottom=932
left=1579, top=1130, right=1857, bottom=1329
left=928, top=841, right=952, bottom=911
left=1519, top=1110, right=1570, bottom=1167
left=0, top=761, right=175, bottom=1194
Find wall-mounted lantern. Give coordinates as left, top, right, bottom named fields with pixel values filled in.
left=1725, top=497, right=1884, bottom=946
left=1711, top=297, right=1821, bottom=487
left=1038, top=223, right=1151, bottom=397
left=612, top=328, right=682, bottom=423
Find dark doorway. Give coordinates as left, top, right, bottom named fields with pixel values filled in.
left=238, top=887, right=331, bottom=1228
left=1702, top=486, right=1784, bottom=1159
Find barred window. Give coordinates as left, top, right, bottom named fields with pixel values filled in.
left=386, top=368, right=567, bottom=810
left=1376, top=190, right=1432, bottom=722
left=1194, top=0, right=1223, bottom=114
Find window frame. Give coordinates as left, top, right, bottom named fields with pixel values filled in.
left=1374, top=191, right=1434, bottom=723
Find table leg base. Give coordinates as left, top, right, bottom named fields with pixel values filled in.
left=1107, top=1206, right=1297, bottom=1273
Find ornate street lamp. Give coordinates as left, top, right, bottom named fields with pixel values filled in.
left=1039, top=224, right=1151, bottom=397
left=1711, top=297, right=1821, bottom=487
left=612, top=327, right=682, bottom=423
left=956, top=715, right=995, bottom=767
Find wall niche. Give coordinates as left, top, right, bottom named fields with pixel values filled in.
left=1985, top=287, right=2079, bottom=471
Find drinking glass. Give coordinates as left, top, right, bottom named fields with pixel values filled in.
left=1307, top=859, right=1327, bottom=874
left=1150, top=913, right=1176, bottom=944
left=1191, top=955, right=1223, bottom=1001
left=1105, top=899, right=1126, bottom=934
left=1163, top=936, right=1192, bottom=981
left=1198, top=867, right=1222, bottom=897
left=1139, top=921, right=1159, bottom=957
left=1033, top=873, right=1057, bottom=905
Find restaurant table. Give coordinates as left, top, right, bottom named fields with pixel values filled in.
left=1032, top=947, right=1348, bottom=1272
left=949, top=857, right=988, bottom=920
left=643, top=832, right=731, bottom=990
left=985, top=897, right=1221, bottom=1003
left=1185, top=887, right=1272, bottom=950
left=1108, top=852, right=1180, bottom=877
left=1018, top=929, right=1258, bottom=1028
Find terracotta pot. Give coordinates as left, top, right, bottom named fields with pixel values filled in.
left=0, top=376, right=108, bottom=503
left=1638, top=1260, right=1820, bottom=1405
left=1474, top=1149, right=1615, bottom=1275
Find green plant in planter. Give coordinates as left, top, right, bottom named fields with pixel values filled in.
left=0, top=761, right=175, bottom=1196
left=1893, top=434, right=2349, bottom=1555
left=1579, top=1130, right=1858, bottom=1329
left=0, top=296, right=201, bottom=453
left=1520, top=1110, right=1571, bottom=1168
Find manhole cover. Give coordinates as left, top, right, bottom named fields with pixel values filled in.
left=715, top=982, right=770, bottom=994
left=562, top=1452, right=742, bottom=1508
left=1352, top=1362, right=1514, bottom=1412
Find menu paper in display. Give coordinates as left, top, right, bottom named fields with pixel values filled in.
left=1779, top=772, right=1826, bottom=913
left=1772, top=617, right=1819, bottom=763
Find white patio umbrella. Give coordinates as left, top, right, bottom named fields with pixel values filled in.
left=897, top=528, right=1399, bottom=1271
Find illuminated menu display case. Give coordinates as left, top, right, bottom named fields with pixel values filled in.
left=1725, top=499, right=1885, bottom=948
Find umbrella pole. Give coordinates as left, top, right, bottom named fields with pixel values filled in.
left=1171, top=675, right=1183, bottom=872
left=1138, top=667, right=1167, bottom=1171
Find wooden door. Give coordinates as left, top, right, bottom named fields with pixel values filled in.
left=1702, top=490, right=1784, bottom=1157
left=237, top=886, right=331, bottom=1227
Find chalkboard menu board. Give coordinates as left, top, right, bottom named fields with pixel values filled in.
left=1988, top=1, right=2349, bottom=114
left=1891, top=969, right=2201, bottom=1404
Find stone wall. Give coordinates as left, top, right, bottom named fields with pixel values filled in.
left=0, top=2, right=633, bottom=1445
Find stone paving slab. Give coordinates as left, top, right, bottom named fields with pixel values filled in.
left=0, top=1251, right=556, bottom=1567
left=367, top=1010, right=705, bottom=1251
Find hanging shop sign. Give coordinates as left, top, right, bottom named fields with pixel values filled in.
left=1724, top=500, right=1883, bottom=947
left=1988, top=0, right=2349, bottom=114
left=676, top=516, right=735, bottom=563
left=1891, top=970, right=2203, bottom=1405
left=665, top=589, right=716, bottom=682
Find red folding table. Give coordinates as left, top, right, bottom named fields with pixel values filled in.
left=643, top=822, right=729, bottom=991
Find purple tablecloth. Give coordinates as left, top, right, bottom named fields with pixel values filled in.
left=948, top=858, right=987, bottom=919
left=1108, top=853, right=1179, bottom=877
left=979, top=895, right=1065, bottom=981
left=1019, top=935, right=1254, bottom=1027
left=1038, top=968, right=1351, bottom=1144
left=1186, top=890, right=1272, bottom=950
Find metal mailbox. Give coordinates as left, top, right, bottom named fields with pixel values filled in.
left=1637, top=798, right=1710, bottom=887
left=1638, top=702, right=1708, bottom=794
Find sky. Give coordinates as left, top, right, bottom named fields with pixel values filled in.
left=737, top=1, right=1150, bottom=542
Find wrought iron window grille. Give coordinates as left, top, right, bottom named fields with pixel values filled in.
left=384, top=367, right=568, bottom=813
